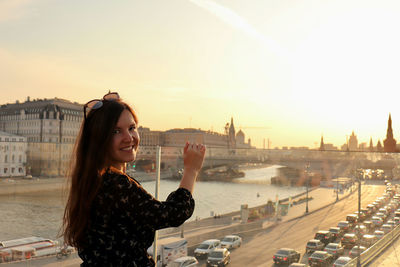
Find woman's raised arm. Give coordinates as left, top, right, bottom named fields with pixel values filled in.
left=179, top=142, right=206, bottom=193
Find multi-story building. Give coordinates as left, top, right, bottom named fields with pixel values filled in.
left=0, top=131, right=27, bottom=177
left=0, top=97, right=83, bottom=176
left=348, top=131, right=358, bottom=151
left=163, top=128, right=229, bottom=148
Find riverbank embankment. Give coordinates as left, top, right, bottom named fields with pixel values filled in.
left=0, top=170, right=176, bottom=196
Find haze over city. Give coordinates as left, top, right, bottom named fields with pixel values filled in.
left=1, top=0, right=400, bottom=148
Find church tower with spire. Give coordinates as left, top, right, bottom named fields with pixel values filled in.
left=319, top=136, right=325, bottom=151
left=384, top=113, right=397, bottom=152
left=228, top=117, right=236, bottom=149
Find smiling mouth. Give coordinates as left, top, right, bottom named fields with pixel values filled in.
left=121, top=144, right=138, bottom=151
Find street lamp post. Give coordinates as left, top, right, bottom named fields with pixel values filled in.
left=357, top=169, right=362, bottom=267
left=336, top=178, right=339, bottom=202
left=305, top=163, right=310, bottom=214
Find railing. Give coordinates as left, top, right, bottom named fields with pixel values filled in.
left=345, top=224, right=400, bottom=266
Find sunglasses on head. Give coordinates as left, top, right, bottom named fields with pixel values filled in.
left=83, top=92, right=120, bottom=121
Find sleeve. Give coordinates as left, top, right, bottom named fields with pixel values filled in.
left=115, top=175, right=195, bottom=230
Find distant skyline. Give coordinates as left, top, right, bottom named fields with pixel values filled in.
left=1, top=0, right=400, bottom=148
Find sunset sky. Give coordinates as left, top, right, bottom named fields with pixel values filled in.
left=1, top=0, right=400, bottom=148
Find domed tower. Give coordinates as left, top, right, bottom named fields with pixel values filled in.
left=236, top=129, right=245, bottom=144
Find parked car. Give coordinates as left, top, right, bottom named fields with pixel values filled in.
left=363, top=220, right=374, bottom=232
left=306, top=239, right=325, bottom=254
left=353, top=211, right=365, bottom=222
left=371, top=216, right=384, bottom=228
left=349, top=246, right=366, bottom=258
left=329, top=227, right=343, bottom=239
left=206, top=248, right=230, bottom=267
left=353, top=224, right=367, bottom=235
left=361, top=208, right=371, bottom=218
left=341, top=233, right=358, bottom=249
left=333, top=256, right=352, bottom=267
left=374, top=230, right=385, bottom=239
left=273, top=248, right=301, bottom=265
left=288, top=264, right=307, bottom=267
left=308, top=251, right=334, bottom=267
left=314, top=231, right=335, bottom=245
left=194, top=239, right=221, bottom=259
left=366, top=204, right=376, bottom=214
left=337, top=221, right=350, bottom=233
left=361, top=234, right=378, bottom=248
left=381, top=224, right=393, bottom=234
left=387, top=220, right=396, bottom=228
left=346, top=214, right=358, bottom=227
left=220, top=235, right=242, bottom=250
left=394, top=216, right=400, bottom=225
left=171, top=256, right=199, bottom=267
left=375, top=212, right=387, bottom=221
left=323, top=243, right=344, bottom=259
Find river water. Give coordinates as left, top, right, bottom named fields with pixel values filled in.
left=0, top=165, right=304, bottom=241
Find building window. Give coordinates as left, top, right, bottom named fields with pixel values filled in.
left=12, top=155, right=14, bottom=162
left=11, top=168, right=15, bottom=173
left=19, top=155, right=22, bottom=163
left=4, top=155, right=7, bottom=163
left=4, top=168, right=7, bottom=174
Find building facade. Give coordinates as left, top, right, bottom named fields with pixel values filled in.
left=0, top=98, right=83, bottom=176
left=0, top=131, right=27, bottom=177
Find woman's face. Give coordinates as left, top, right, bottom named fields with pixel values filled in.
left=109, top=109, right=140, bottom=171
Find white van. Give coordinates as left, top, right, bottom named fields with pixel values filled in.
left=193, top=239, right=221, bottom=259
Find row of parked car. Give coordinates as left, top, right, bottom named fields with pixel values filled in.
left=172, top=234, right=242, bottom=267
left=273, top=182, right=400, bottom=267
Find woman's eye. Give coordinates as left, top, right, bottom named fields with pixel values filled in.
left=113, top=129, right=120, bottom=134
left=129, top=126, right=136, bottom=131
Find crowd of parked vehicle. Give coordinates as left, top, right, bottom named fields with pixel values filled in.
left=272, top=181, right=400, bottom=267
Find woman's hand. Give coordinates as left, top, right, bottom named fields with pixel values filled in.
left=183, top=142, right=206, bottom=173
left=179, top=142, right=206, bottom=193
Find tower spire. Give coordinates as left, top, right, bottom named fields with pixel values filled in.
left=384, top=113, right=397, bottom=152
left=319, top=135, right=325, bottom=151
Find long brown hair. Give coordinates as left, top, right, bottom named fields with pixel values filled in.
left=62, top=98, right=138, bottom=249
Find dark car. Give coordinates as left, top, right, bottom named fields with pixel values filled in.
left=314, top=231, right=335, bottom=245
left=346, top=214, right=358, bottom=227
left=308, top=251, right=334, bottom=267
left=329, top=227, right=343, bottom=239
left=363, top=220, right=374, bottom=232
left=306, top=239, right=325, bottom=254
left=273, top=248, right=300, bottom=265
left=353, top=211, right=365, bottom=222
left=349, top=246, right=366, bottom=258
left=341, top=233, right=358, bottom=249
left=206, top=248, right=230, bottom=267
left=337, top=221, right=350, bottom=233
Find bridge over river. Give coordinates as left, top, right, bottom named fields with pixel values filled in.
left=137, top=147, right=400, bottom=183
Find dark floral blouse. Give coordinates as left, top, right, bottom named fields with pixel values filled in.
left=78, top=170, right=195, bottom=267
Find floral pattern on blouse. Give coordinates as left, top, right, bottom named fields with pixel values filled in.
left=78, top=170, right=195, bottom=267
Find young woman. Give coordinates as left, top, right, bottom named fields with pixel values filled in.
left=62, top=92, right=205, bottom=266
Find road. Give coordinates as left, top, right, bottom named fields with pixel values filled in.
left=223, top=184, right=385, bottom=267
